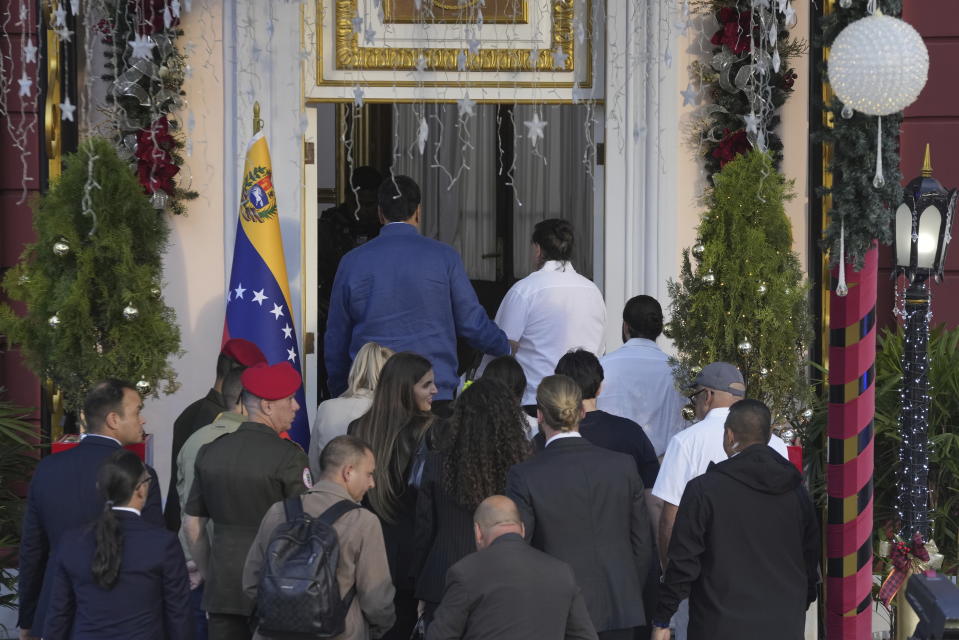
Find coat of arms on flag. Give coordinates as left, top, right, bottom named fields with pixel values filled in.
left=240, top=165, right=277, bottom=222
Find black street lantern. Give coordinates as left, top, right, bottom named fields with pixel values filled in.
left=893, top=145, right=957, bottom=542
left=894, top=145, right=958, bottom=283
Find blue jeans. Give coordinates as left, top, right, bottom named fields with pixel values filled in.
left=190, top=583, right=209, bottom=640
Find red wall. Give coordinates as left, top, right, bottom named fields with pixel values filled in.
left=0, top=0, right=41, bottom=413
left=877, top=1, right=959, bottom=330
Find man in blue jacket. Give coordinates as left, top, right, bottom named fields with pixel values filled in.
left=17, top=379, right=163, bottom=639
left=325, top=174, right=509, bottom=413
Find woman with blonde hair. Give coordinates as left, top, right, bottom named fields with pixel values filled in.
left=308, top=341, right=394, bottom=473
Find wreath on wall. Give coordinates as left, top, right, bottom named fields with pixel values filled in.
left=689, top=0, right=806, bottom=179
left=100, top=0, right=197, bottom=215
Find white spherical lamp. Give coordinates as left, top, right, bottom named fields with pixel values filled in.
left=828, top=14, right=929, bottom=116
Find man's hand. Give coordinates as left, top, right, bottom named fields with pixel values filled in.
left=187, top=559, right=204, bottom=590
left=651, top=626, right=671, bottom=640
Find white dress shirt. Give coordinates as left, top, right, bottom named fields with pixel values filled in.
left=598, top=338, right=688, bottom=457
left=651, top=407, right=789, bottom=506
left=484, top=260, right=606, bottom=405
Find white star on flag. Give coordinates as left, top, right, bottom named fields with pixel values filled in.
left=23, top=40, right=37, bottom=64
left=282, top=324, right=293, bottom=339
left=551, top=46, right=568, bottom=69
left=59, top=96, right=76, bottom=122
left=130, top=33, right=155, bottom=60
left=287, top=348, right=297, bottom=363
left=252, top=289, right=268, bottom=305
left=270, top=303, right=284, bottom=320
left=18, top=72, right=32, bottom=97
left=457, top=95, right=476, bottom=118
left=234, top=283, right=246, bottom=299
left=524, top=111, right=547, bottom=147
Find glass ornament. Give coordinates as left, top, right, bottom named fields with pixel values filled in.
left=48, top=314, right=61, bottom=328
left=841, top=104, right=854, bottom=119
left=122, top=304, right=140, bottom=320
left=757, top=283, right=768, bottom=295
left=53, top=239, right=71, bottom=256
left=738, top=340, right=752, bottom=353
left=702, top=271, right=716, bottom=285
left=828, top=15, right=929, bottom=116
left=136, top=379, right=152, bottom=394
left=692, top=243, right=705, bottom=258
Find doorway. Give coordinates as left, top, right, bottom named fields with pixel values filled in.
left=310, top=101, right=601, bottom=398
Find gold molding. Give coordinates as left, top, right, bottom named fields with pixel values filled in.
left=383, top=0, right=530, bottom=25
left=305, top=97, right=604, bottom=105
left=318, top=0, right=592, bottom=89
left=44, top=3, right=63, bottom=181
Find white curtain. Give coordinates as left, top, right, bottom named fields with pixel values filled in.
left=393, top=103, right=498, bottom=281
left=393, top=103, right=597, bottom=282
left=512, top=104, right=595, bottom=279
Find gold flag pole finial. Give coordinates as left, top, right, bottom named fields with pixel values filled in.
left=253, top=102, right=262, bottom=135
left=922, top=143, right=933, bottom=177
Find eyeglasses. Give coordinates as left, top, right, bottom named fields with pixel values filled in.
left=687, top=388, right=707, bottom=402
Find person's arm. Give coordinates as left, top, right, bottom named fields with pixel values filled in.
left=278, top=447, right=311, bottom=497
left=162, top=535, right=193, bottom=640
left=411, top=460, right=437, bottom=582
left=505, top=466, right=535, bottom=542
left=448, top=251, right=509, bottom=356
left=654, top=480, right=710, bottom=626
left=628, top=465, right=652, bottom=587
left=798, top=485, right=822, bottom=606
left=658, top=502, right=678, bottom=570
left=324, top=263, right=353, bottom=397
left=142, top=465, right=164, bottom=526
left=183, top=460, right=211, bottom=579
left=16, top=485, right=48, bottom=633
left=425, top=564, right=472, bottom=640
left=645, top=490, right=664, bottom=548
left=353, top=513, right=397, bottom=638
left=564, top=580, right=599, bottom=640
left=40, top=554, right=75, bottom=640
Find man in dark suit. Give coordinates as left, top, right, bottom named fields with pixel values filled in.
left=427, top=495, right=597, bottom=640
left=507, top=374, right=653, bottom=640
left=165, top=337, right=266, bottom=531
left=17, top=379, right=163, bottom=640
left=184, top=361, right=310, bottom=640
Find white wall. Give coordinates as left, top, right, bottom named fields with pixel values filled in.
left=145, top=0, right=226, bottom=496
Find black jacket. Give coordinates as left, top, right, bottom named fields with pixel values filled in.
left=427, top=533, right=597, bottom=640
left=532, top=410, right=660, bottom=488
left=654, top=443, right=820, bottom=640
left=506, top=436, right=652, bottom=632
left=17, top=435, right=163, bottom=636
left=412, top=451, right=478, bottom=604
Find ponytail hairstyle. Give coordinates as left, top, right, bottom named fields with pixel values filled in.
left=92, top=449, right=146, bottom=589
left=536, top=374, right=583, bottom=432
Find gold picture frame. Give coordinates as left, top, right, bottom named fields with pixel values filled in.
left=333, top=0, right=574, bottom=73
left=383, top=0, right=529, bottom=24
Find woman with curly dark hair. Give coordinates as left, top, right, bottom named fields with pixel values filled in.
left=411, top=377, right=531, bottom=629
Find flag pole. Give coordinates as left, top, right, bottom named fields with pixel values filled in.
left=253, top=101, right=262, bottom=135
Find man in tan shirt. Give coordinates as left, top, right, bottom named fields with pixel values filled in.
left=243, top=435, right=396, bottom=640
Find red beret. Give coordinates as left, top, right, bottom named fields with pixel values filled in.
left=221, top=338, right=267, bottom=367
left=241, top=362, right=301, bottom=400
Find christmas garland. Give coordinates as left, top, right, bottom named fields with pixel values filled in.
left=815, top=0, right=904, bottom=268
left=100, top=0, right=197, bottom=215
left=689, top=0, right=806, bottom=179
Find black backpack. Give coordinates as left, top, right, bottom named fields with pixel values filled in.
left=255, top=496, right=361, bottom=638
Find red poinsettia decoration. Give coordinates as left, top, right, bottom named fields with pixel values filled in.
left=712, top=7, right=752, bottom=55
left=135, top=117, right=179, bottom=194
left=712, top=129, right=751, bottom=167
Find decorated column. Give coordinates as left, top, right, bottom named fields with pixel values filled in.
left=825, top=247, right=877, bottom=638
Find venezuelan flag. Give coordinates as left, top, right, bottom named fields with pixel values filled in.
left=224, top=131, right=309, bottom=448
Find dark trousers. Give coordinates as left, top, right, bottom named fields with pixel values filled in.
left=208, top=613, right=251, bottom=640
left=599, top=629, right=636, bottom=640
left=190, top=584, right=208, bottom=640
left=381, top=587, right=418, bottom=640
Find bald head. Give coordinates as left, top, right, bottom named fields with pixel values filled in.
left=473, top=495, right=525, bottom=550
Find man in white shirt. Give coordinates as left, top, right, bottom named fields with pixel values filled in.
left=482, top=218, right=606, bottom=407
left=598, top=295, right=687, bottom=458
left=651, top=362, right=789, bottom=640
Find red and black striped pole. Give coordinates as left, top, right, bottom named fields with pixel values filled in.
left=826, top=247, right=877, bottom=639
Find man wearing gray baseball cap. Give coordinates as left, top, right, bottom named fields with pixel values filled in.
left=649, top=362, right=788, bottom=640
